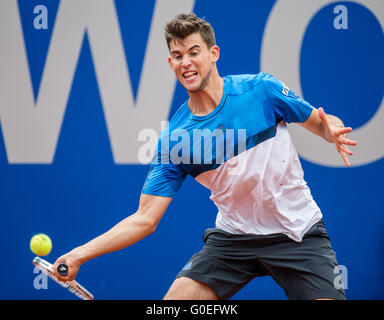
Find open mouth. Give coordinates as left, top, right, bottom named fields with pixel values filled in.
left=182, top=71, right=198, bottom=80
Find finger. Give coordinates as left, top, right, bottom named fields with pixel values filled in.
left=338, top=148, right=351, bottom=167
left=55, top=269, right=70, bottom=282
left=337, top=137, right=358, bottom=146
left=339, top=144, right=354, bottom=156
left=336, top=127, right=352, bottom=136
left=52, top=263, right=63, bottom=280
left=339, top=150, right=350, bottom=167
left=335, top=143, right=351, bottom=167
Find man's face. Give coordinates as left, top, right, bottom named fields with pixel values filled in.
left=168, top=32, right=219, bottom=93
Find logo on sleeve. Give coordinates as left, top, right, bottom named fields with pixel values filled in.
left=282, top=83, right=289, bottom=96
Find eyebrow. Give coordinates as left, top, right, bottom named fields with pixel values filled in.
left=171, top=44, right=200, bottom=55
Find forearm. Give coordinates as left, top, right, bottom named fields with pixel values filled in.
left=53, top=195, right=171, bottom=281
left=69, top=212, right=156, bottom=264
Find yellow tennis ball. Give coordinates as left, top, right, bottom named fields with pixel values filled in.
left=30, top=233, right=52, bottom=256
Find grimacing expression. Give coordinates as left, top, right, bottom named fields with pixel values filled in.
left=168, top=32, right=219, bottom=93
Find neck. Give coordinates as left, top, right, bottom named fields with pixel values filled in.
left=187, top=70, right=224, bottom=116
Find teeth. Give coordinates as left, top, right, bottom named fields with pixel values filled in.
left=183, top=71, right=197, bottom=78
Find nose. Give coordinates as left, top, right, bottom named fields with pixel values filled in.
left=181, top=55, right=192, bottom=68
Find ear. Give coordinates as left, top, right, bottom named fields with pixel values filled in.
left=210, top=45, right=220, bottom=63
left=168, top=56, right=174, bottom=70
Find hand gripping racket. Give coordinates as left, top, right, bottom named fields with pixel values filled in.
left=33, top=257, right=94, bottom=300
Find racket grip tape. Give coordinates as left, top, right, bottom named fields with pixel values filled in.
left=57, top=263, right=69, bottom=276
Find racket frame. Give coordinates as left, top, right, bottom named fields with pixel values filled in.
left=33, top=256, right=94, bottom=300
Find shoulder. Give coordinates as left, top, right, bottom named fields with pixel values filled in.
left=224, top=72, right=276, bottom=95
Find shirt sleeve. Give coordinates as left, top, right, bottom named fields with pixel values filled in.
left=262, top=73, right=314, bottom=123
left=141, top=138, right=187, bottom=198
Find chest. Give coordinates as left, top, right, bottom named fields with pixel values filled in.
left=166, top=94, right=274, bottom=172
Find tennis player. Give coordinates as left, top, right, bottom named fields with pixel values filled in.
left=54, top=13, right=356, bottom=300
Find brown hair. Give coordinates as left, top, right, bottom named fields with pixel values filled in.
left=164, top=13, right=216, bottom=50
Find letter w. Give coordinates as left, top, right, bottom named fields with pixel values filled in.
left=0, top=0, right=194, bottom=163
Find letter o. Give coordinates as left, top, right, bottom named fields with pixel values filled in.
left=261, top=0, right=384, bottom=167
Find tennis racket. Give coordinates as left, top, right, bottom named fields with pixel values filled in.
left=33, top=256, right=94, bottom=300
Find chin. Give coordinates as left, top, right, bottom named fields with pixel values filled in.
left=183, top=82, right=202, bottom=93
left=185, top=78, right=210, bottom=93
left=186, top=86, right=202, bottom=93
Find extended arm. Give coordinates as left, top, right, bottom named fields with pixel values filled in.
left=299, top=107, right=357, bottom=167
left=53, top=194, right=172, bottom=281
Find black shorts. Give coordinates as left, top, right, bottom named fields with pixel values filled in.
left=176, top=220, right=346, bottom=300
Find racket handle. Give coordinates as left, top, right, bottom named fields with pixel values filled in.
left=57, top=263, right=69, bottom=276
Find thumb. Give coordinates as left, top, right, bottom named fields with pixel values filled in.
left=318, top=107, right=326, bottom=119
left=318, top=107, right=330, bottom=127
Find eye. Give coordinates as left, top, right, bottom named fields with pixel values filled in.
left=190, top=51, right=199, bottom=56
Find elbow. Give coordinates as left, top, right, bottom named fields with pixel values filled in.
left=146, top=218, right=158, bottom=235
left=135, top=211, right=159, bottom=235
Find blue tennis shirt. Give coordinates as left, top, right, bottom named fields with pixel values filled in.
left=142, top=72, right=322, bottom=242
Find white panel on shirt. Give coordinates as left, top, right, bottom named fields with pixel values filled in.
left=194, top=122, right=322, bottom=242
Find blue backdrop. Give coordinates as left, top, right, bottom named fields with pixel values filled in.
left=0, top=0, right=383, bottom=299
